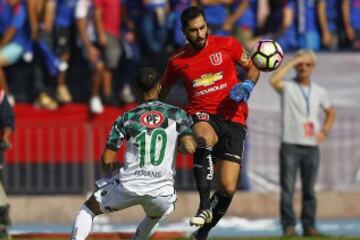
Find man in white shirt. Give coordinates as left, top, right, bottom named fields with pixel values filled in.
left=269, top=50, right=335, bottom=237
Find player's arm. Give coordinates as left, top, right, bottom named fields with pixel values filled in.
left=178, top=135, right=197, bottom=154
left=342, top=0, right=355, bottom=42
left=101, top=149, right=120, bottom=175
left=159, top=60, right=177, bottom=100
left=229, top=38, right=260, bottom=102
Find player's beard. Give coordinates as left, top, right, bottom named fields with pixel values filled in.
left=188, top=32, right=208, bottom=50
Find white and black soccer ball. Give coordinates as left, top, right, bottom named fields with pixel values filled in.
left=250, top=40, right=284, bottom=72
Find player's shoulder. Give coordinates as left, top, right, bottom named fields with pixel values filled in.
left=210, top=34, right=240, bottom=46
left=169, top=46, right=189, bottom=62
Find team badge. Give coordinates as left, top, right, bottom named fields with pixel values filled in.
left=209, top=52, right=223, bottom=66
left=195, top=112, right=210, bottom=121
left=140, top=111, right=165, bottom=128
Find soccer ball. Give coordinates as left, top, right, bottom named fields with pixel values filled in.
left=250, top=40, right=284, bottom=72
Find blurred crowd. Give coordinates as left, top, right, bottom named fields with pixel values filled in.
left=0, top=0, right=359, bottom=113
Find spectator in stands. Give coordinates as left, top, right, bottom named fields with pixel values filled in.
left=168, top=0, right=193, bottom=47
left=0, top=88, right=14, bottom=239
left=258, top=0, right=298, bottom=52
left=194, top=0, right=234, bottom=35
left=317, top=0, right=342, bottom=50
left=342, top=0, right=360, bottom=51
left=297, top=0, right=321, bottom=51
left=76, top=0, right=105, bottom=114
left=269, top=50, right=335, bottom=237
left=141, top=0, right=170, bottom=54
left=94, top=0, right=122, bottom=106
left=222, top=0, right=257, bottom=49
left=117, top=2, right=139, bottom=104
left=26, top=0, right=59, bottom=110
left=0, top=0, right=29, bottom=106
left=51, top=0, right=77, bottom=104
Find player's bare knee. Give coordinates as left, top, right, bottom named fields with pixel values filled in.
left=193, top=122, right=218, bottom=146
left=84, top=195, right=103, bottom=216
left=218, top=182, right=237, bottom=197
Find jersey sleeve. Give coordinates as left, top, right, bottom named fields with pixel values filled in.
left=227, top=37, right=246, bottom=63
left=106, top=116, right=126, bottom=151
left=161, top=59, right=178, bottom=91
left=10, top=4, right=26, bottom=30
left=175, top=108, right=193, bottom=137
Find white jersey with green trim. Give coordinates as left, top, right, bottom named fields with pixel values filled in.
left=106, top=100, right=192, bottom=196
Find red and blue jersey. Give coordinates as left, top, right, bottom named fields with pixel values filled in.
left=0, top=0, right=29, bottom=46
left=162, top=35, right=249, bottom=125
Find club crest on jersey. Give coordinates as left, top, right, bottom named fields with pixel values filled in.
left=209, top=52, right=223, bottom=66
left=140, top=111, right=165, bottom=128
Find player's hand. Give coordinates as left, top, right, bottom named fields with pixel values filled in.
left=229, top=80, right=255, bottom=103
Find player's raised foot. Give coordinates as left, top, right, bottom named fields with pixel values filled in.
left=190, top=208, right=212, bottom=227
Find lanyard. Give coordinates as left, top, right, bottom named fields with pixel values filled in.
left=298, top=83, right=311, bottom=117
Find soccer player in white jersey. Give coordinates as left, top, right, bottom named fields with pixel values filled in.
left=70, top=67, right=196, bottom=240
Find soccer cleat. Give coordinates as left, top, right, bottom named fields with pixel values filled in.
left=190, top=208, right=212, bottom=227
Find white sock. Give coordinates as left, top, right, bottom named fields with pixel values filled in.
left=70, top=205, right=96, bottom=240
left=132, top=216, right=161, bottom=240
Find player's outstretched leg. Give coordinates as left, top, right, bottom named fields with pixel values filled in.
left=70, top=195, right=102, bottom=240
left=191, top=191, right=233, bottom=239
left=133, top=216, right=162, bottom=240
left=190, top=146, right=214, bottom=227
left=70, top=205, right=96, bottom=240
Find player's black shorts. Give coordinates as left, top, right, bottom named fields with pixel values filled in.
left=191, top=112, right=246, bottom=165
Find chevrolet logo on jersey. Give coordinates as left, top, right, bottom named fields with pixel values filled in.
left=192, top=72, right=223, bottom=88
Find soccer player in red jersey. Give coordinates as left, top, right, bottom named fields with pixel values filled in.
left=160, top=6, right=260, bottom=239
